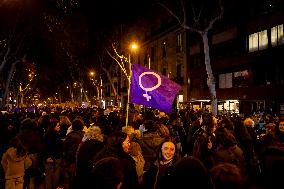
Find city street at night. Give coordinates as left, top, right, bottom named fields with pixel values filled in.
left=1, top=0, right=284, bottom=189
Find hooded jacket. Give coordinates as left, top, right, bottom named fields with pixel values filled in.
left=1, top=147, right=32, bottom=179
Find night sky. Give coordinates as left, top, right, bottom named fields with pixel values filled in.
left=0, top=0, right=154, bottom=98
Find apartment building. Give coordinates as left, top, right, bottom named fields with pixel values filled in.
left=105, top=0, right=284, bottom=116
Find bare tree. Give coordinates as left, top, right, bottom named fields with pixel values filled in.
left=0, top=28, right=30, bottom=107
left=99, top=54, right=118, bottom=99
left=107, top=43, right=131, bottom=126
left=158, top=0, right=223, bottom=115
left=12, top=60, right=36, bottom=107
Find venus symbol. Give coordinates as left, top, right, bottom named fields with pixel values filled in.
left=138, top=72, right=161, bottom=101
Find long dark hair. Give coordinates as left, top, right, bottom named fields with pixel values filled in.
left=215, top=127, right=237, bottom=149
left=105, top=131, right=127, bottom=153
left=9, top=136, right=28, bottom=157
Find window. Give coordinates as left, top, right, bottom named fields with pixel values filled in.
left=177, top=64, right=182, bottom=77
left=162, top=41, right=167, bottom=58
left=189, top=54, right=203, bottom=68
left=249, top=33, right=258, bottom=52
left=177, top=33, right=182, bottom=52
left=258, top=30, right=268, bottom=50
left=248, top=30, right=268, bottom=52
left=162, top=68, right=167, bottom=76
left=144, top=53, right=148, bottom=67
left=219, top=73, right=232, bottom=88
left=151, top=47, right=155, bottom=63
left=271, top=24, right=284, bottom=47
left=233, top=70, right=249, bottom=87
left=176, top=64, right=183, bottom=84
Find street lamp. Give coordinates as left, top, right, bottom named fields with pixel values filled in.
left=125, top=41, right=139, bottom=127
left=90, top=71, right=95, bottom=77
left=130, top=42, right=138, bottom=51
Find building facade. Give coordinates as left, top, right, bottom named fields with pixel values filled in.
left=104, top=0, right=284, bottom=116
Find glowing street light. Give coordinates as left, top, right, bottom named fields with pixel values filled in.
left=130, top=42, right=138, bottom=51
left=90, top=71, right=95, bottom=77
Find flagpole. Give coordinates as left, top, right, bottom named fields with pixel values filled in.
left=126, top=54, right=132, bottom=127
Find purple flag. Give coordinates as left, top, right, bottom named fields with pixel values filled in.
left=130, top=63, right=181, bottom=114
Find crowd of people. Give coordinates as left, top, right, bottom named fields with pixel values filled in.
left=0, top=106, right=284, bottom=189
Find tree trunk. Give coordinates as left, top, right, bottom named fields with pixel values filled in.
left=0, top=48, right=10, bottom=74
left=3, top=61, right=17, bottom=106
left=202, top=33, right=217, bottom=115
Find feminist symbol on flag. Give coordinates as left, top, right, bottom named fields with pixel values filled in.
left=139, top=72, right=161, bottom=101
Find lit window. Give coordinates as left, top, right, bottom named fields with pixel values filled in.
left=219, top=73, right=232, bottom=89
left=271, top=24, right=284, bottom=47
left=248, top=30, right=268, bottom=52
left=249, top=33, right=259, bottom=52
left=259, top=30, right=268, bottom=50
left=177, top=33, right=182, bottom=52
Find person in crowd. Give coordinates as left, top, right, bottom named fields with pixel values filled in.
left=186, top=110, right=203, bottom=156
left=168, top=112, right=187, bottom=156
left=258, top=117, right=284, bottom=189
left=17, top=118, right=44, bottom=189
left=66, top=115, right=88, bottom=135
left=92, top=131, right=138, bottom=189
left=122, top=126, right=145, bottom=185
left=0, top=116, right=18, bottom=158
left=37, top=112, right=50, bottom=138
left=212, top=127, right=246, bottom=173
left=42, top=118, right=64, bottom=189
left=58, top=112, right=72, bottom=139
left=219, top=117, right=235, bottom=134
left=138, top=120, right=167, bottom=172
left=132, top=110, right=143, bottom=130
left=192, top=112, right=217, bottom=169
left=210, top=162, right=247, bottom=189
left=63, top=118, right=85, bottom=188
left=1, top=136, right=32, bottom=189
left=74, top=125, right=104, bottom=188
left=170, top=156, right=214, bottom=189
left=90, top=157, right=124, bottom=189
left=242, top=117, right=260, bottom=180
left=142, top=137, right=180, bottom=189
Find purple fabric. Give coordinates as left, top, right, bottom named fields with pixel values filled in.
left=27, top=107, right=35, bottom=112
left=12, top=108, right=20, bottom=113
left=130, top=63, right=181, bottom=114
